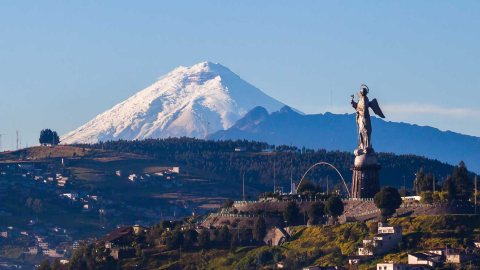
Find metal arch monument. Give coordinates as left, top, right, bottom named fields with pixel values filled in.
left=296, top=162, right=351, bottom=197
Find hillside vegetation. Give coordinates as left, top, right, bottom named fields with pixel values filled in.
left=117, top=215, right=480, bottom=270
left=76, top=138, right=472, bottom=191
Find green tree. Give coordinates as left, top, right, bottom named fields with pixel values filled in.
left=51, top=258, right=64, bottom=270
left=165, top=230, right=183, bottom=250
left=69, top=242, right=116, bottom=270
left=453, top=161, right=473, bottom=199
left=25, top=197, right=33, bottom=208
left=222, top=198, right=234, bottom=208
left=220, top=225, right=231, bottom=243
left=38, top=258, right=51, bottom=270
left=198, top=230, right=211, bottom=249
left=420, top=191, right=433, bottom=204
left=184, top=229, right=198, bottom=246
left=414, top=168, right=425, bottom=195
left=230, top=237, right=238, bottom=253
left=297, top=180, right=316, bottom=193
left=32, top=199, right=44, bottom=213
left=160, top=220, right=172, bottom=230
left=307, top=202, right=324, bottom=224
left=415, top=168, right=436, bottom=193
left=253, top=217, right=267, bottom=241
left=283, top=201, right=300, bottom=225
left=324, top=196, right=344, bottom=220
left=374, top=186, right=402, bottom=222
left=442, top=175, right=456, bottom=198
left=39, top=129, right=60, bottom=145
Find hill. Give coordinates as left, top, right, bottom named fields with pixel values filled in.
left=61, top=62, right=289, bottom=144
left=115, top=215, right=480, bottom=269
left=83, top=138, right=471, bottom=190
left=0, top=146, right=247, bottom=237
left=211, top=106, right=480, bottom=173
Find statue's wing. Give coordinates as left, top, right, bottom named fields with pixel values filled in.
left=370, top=98, right=385, bottom=118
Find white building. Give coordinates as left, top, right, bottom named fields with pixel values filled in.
left=43, top=249, right=65, bottom=258
left=408, top=253, right=440, bottom=267
left=446, top=252, right=476, bottom=263
left=0, top=231, right=11, bottom=238
left=359, top=223, right=402, bottom=256
left=26, top=246, right=39, bottom=254
left=39, top=242, right=49, bottom=249
left=289, top=182, right=298, bottom=195
left=426, top=247, right=458, bottom=256
left=402, top=196, right=421, bottom=202
left=377, top=263, right=432, bottom=270
left=128, top=174, right=138, bottom=182
left=63, top=193, right=78, bottom=200
left=168, top=167, right=180, bottom=174
left=58, top=177, right=69, bottom=187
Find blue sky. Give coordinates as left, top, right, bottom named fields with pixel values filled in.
left=0, top=1, right=479, bottom=150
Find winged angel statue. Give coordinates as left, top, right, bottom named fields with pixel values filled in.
left=351, top=84, right=385, bottom=156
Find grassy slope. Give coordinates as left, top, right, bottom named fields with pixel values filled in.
left=120, top=215, right=480, bottom=270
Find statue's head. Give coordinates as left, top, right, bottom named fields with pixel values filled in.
left=360, top=84, right=369, bottom=96
left=360, top=88, right=367, bottom=96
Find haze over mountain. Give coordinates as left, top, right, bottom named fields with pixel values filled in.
left=211, top=106, right=480, bottom=173
left=61, top=62, right=288, bottom=144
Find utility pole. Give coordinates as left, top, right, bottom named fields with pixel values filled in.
left=0, top=134, right=5, bottom=152
left=273, top=160, right=276, bottom=193
left=403, top=175, right=406, bottom=207
left=290, top=156, right=293, bottom=194
left=327, top=175, right=329, bottom=195
left=475, top=175, right=477, bottom=215
left=16, top=130, right=19, bottom=150
left=243, top=172, right=245, bottom=202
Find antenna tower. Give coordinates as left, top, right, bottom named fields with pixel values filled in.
left=205, top=117, right=210, bottom=140
left=273, top=160, right=276, bottom=193
left=16, top=130, right=19, bottom=150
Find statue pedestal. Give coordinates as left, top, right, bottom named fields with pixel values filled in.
left=350, top=154, right=381, bottom=199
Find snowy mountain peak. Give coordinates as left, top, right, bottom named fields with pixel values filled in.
left=61, top=62, right=288, bottom=144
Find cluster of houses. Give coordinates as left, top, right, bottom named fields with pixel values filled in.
left=301, top=222, right=480, bottom=270
left=0, top=160, right=72, bottom=199
left=1, top=160, right=189, bottom=220
left=0, top=224, right=93, bottom=263
left=0, top=161, right=185, bottom=267
left=377, top=247, right=478, bottom=270
left=115, top=167, right=183, bottom=189
left=348, top=222, right=479, bottom=269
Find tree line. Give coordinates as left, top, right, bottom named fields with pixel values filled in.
left=77, top=137, right=473, bottom=193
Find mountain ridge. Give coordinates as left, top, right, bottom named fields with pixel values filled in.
left=211, top=106, right=480, bottom=173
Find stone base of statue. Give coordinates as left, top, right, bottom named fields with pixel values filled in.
left=350, top=149, right=381, bottom=199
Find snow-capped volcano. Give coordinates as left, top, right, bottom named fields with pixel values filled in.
left=61, top=62, right=288, bottom=144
